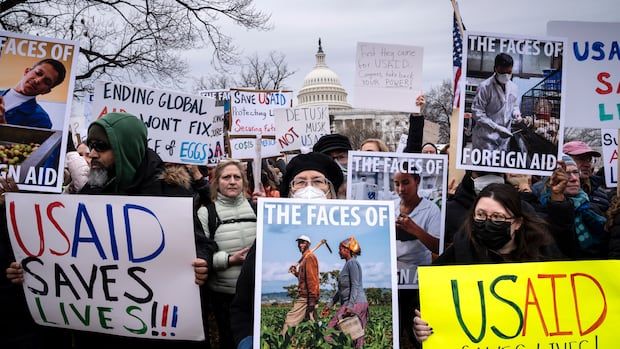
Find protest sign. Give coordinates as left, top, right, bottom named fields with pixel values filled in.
left=5, top=193, right=204, bottom=340
left=347, top=151, right=446, bottom=289
left=601, top=129, right=618, bottom=188
left=419, top=260, right=620, bottom=349
left=254, top=198, right=398, bottom=348
left=0, top=31, right=79, bottom=192
left=354, top=42, right=423, bottom=113
left=228, top=136, right=280, bottom=160
left=547, top=22, right=620, bottom=129
left=274, top=105, right=330, bottom=152
left=395, top=134, right=408, bottom=153
left=199, top=89, right=230, bottom=108
left=456, top=32, right=567, bottom=176
left=229, top=88, right=293, bottom=136
left=93, top=81, right=225, bottom=165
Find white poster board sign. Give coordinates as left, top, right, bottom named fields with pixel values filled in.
left=547, top=21, right=620, bottom=128
left=274, top=105, right=330, bottom=152
left=601, top=129, right=618, bottom=188
left=354, top=42, right=423, bottom=113
left=229, top=89, right=293, bottom=136
left=228, top=137, right=280, bottom=160
left=93, top=81, right=225, bottom=165
left=5, top=193, right=204, bottom=340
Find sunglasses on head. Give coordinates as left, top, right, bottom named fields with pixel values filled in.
left=87, top=140, right=111, bottom=152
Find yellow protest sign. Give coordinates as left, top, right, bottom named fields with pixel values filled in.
left=419, top=260, right=620, bottom=349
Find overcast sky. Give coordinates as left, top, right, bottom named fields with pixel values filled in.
left=185, top=0, right=618, bottom=98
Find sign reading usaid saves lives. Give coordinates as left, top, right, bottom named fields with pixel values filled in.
left=94, top=81, right=225, bottom=165
left=419, top=260, right=620, bottom=349
left=5, top=193, right=204, bottom=340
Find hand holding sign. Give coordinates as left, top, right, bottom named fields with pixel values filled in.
left=5, top=261, right=23, bottom=284
left=192, top=258, right=209, bottom=286
left=413, top=309, right=433, bottom=343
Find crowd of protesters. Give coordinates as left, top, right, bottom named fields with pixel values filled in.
left=1, top=100, right=619, bottom=349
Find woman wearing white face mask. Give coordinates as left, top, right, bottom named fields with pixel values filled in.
left=471, top=53, right=523, bottom=153
left=280, top=152, right=344, bottom=199
left=229, top=152, right=343, bottom=349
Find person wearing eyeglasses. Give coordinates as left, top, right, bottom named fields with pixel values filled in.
left=230, top=152, right=343, bottom=349
left=562, top=141, right=611, bottom=213
left=413, top=183, right=564, bottom=343
left=538, top=158, right=608, bottom=260
left=7, top=112, right=218, bottom=348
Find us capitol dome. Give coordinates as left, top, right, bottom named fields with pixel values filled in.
left=297, top=38, right=351, bottom=110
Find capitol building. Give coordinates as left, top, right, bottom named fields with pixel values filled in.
left=296, top=39, right=438, bottom=150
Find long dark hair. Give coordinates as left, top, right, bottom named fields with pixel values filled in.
left=464, top=183, right=553, bottom=261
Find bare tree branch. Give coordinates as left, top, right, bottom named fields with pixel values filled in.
left=1, top=0, right=271, bottom=93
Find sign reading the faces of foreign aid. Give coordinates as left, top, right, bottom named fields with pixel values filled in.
left=0, top=31, right=80, bottom=192
left=254, top=198, right=399, bottom=348
left=93, top=80, right=225, bottom=165
left=456, top=32, right=567, bottom=176
left=547, top=22, right=620, bottom=129
left=346, top=151, right=447, bottom=289
left=419, top=260, right=620, bottom=349
left=5, top=193, right=205, bottom=340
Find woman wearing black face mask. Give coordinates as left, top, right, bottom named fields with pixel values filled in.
left=412, top=183, right=566, bottom=343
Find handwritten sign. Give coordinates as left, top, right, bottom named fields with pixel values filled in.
left=419, top=260, right=620, bottom=348
left=601, top=129, right=618, bottom=188
left=354, top=42, right=423, bottom=113
left=0, top=31, right=80, bottom=192
left=547, top=22, right=620, bottom=128
left=93, top=81, right=225, bottom=165
left=5, top=193, right=204, bottom=340
left=229, top=89, right=293, bottom=136
left=274, top=105, right=330, bottom=152
left=228, top=136, right=280, bottom=160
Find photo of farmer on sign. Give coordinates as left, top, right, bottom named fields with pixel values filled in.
left=456, top=32, right=566, bottom=176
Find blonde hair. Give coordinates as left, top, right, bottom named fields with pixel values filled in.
left=360, top=138, right=389, bottom=152
left=210, top=159, right=248, bottom=201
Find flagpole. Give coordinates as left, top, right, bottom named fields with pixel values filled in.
left=448, top=0, right=465, bottom=194
left=451, top=0, right=465, bottom=36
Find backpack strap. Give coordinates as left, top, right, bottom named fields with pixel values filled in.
left=206, top=202, right=221, bottom=240
left=206, top=199, right=257, bottom=239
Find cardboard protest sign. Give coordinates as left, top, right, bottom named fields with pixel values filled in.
left=354, top=42, right=423, bottom=113
left=274, top=105, right=330, bottom=152
left=0, top=31, right=79, bottom=192
left=229, top=88, right=293, bottom=136
left=547, top=22, right=620, bottom=129
left=419, top=260, right=620, bottom=349
left=93, top=81, right=225, bottom=165
left=5, top=193, right=204, bottom=340
left=347, top=151, right=447, bottom=289
left=228, top=136, right=280, bottom=160
left=456, top=32, right=567, bottom=176
left=601, top=129, right=618, bottom=188
left=255, top=198, right=399, bottom=348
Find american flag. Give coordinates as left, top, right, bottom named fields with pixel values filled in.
left=452, top=9, right=465, bottom=108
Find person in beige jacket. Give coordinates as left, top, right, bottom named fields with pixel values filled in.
left=197, top=159, right=256, bottom=349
